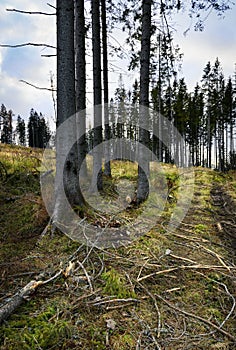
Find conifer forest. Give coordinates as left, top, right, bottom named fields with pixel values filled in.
left=0, top=1, right=236, bottom=349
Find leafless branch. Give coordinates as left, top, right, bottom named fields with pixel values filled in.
left=137, top=281, right=162, bottom=338
left=76, top=260, right=93, bottom=293
left=47, top=3, right=56, bottom=10
left=41, top=54, right=57, bottom=57
left=6, top=8, right=55, bottom=15
left=89, top=297, right=140, bottom=306
left=20, top=80, right=56, bottom=92
left=137, top=265, right=235, bottom=282
left=0, top=43, right=56, bottom=49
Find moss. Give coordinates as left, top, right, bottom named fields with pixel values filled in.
left=0, top=304, right=72, bottom=350
left=101, top=268, right=136, bottom=298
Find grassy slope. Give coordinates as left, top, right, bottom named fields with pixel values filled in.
left=0, top=144, right=236, bottom=350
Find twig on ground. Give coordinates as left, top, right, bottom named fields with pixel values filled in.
left=137, top=264, right=235, bottom=282
left=137, top=281, right=162, bottom=338
left=89, top=297, right=140, bottom=306
left=76, top=260, right=93, bottom=293
left=155, top=294, right=236, bottom=342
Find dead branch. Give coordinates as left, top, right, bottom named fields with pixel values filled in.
left=196, top=271, right=236, bottom=330
left=20, top=80, right=56, bottom=92
left=0, top=43, right=56, bottom=49
left=47, top=3, right=56, bottom=10
left=0, top=281, right=43, bottom=324
left=137, top=281, right=162, bottom=338
left=76, top=260, right=93, bottom=292
left=0, top=269, right=63, bottom=324
left=89, top=297, right=140, bottom=306
left=155, top=294, right=236, bottom=342
left=220, top=221, right=236, bottom=228
left=169, top=253, right=197, bottom=264
left=41, top=54, right=57, bottom=57
left=137, top=265, right=235, bottom=282
left=196, top=243, right=231, bottom=271
left=6, top=8, right=55, bottom=15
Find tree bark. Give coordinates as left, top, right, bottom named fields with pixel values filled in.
left=91, top=0, right=103, bottom=191
left=101, top=0, right=111, bottom=177
left=54, top=0, right=84, bottom=222
left=137, top=0, right=151, bottom=203
left=0, top=281, right=42, bottom=324
left=75, top=0, right=87, bottom=178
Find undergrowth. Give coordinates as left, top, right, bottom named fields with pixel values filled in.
left=0, top=144, right=235, bottom=350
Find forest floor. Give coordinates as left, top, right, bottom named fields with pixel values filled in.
left=0, top=143, right=236, bottom=350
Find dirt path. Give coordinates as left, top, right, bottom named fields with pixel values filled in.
left=210, top=185, right=236, bottom=252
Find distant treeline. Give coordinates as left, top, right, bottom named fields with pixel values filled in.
left=0, top=105, right=51, bottom=149
left=109, top=58, right=236, bottom=171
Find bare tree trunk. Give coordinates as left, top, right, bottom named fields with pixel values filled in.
left=101, top=0, right=111, bottom=177
left=54, top=0, right=84, bottom=222
left=137, top=0, right=151, bottom=203
left=75, top=0, right=87, bottom=178
left=91, top=0, right=103, bottom=191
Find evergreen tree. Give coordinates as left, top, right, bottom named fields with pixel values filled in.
left=27, top=109, right=51, bottom=149
left=28, top=109, right=40, bottom=148
left=186, top=84, right=204, bottom=166
left=0, top=105, right=13, bottom=144
left=16, top=115, right=26, bottom=146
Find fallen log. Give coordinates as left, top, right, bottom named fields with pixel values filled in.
left=0, top=280, right=42, bottom=324
left=0, top=269, right=63, bottom=324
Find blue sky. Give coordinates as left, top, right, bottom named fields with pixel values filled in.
left=0, top=0, right=56, bottom=126
left=0, top=0, right=235, bottom=130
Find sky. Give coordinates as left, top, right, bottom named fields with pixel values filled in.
left=0, top=0, right=236, bottom=130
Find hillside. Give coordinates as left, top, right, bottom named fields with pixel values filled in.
left=0, top=144, right=236, bottom=350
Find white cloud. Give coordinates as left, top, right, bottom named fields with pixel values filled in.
left=174, top=4, right=236, bottom=89
left=0, top=0, right=56, bottom=125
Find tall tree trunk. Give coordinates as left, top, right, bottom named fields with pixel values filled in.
left=207, top=113, right=212, bottom=168
left=101, top=0, right=111, bottom=177
left=75, top=0, right=87, bottom=177
left=137, top=0, right=151, bottom=203
left=54, top=0, right=84, bottom=222
left=91, top=0, right=103, bottom=191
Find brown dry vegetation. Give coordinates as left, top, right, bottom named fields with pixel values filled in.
left=0, top=144, right=236, bottom=350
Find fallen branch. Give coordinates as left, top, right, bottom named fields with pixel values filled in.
left=0, top=281, right=43, bottom=324
left=0, top=269, right=62, bottom=324
left=137, top=264, right=235, bottom=282
left=155, top=294, right=236, bottom=342
left=137, top=281, right=162, bottom=338
left=89, top=297, right=140, bottom=306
